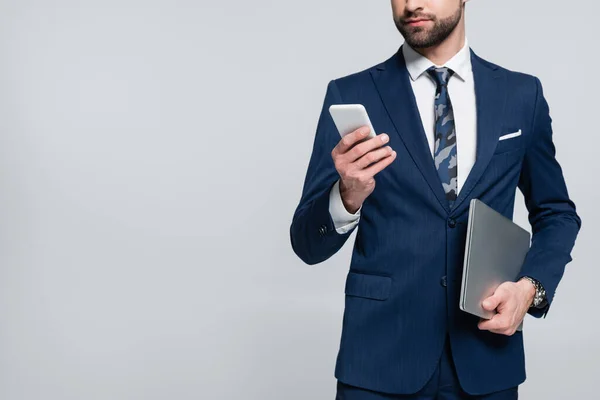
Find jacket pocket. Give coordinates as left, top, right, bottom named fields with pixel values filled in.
left=494, top=130, right=525, bottom=154
left=344, top=272, right=392, bottom=301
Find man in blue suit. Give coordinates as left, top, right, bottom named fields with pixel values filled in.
left=290, top=0, right=581, bottom=399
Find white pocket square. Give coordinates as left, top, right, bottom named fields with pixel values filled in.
left=498, top=129, right=522, bottom=141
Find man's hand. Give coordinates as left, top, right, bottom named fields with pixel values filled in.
left=477, top=279, right=536, bottom=336
left=331, top=127, right=396, bottom=214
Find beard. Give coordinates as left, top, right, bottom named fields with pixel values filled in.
left=395, top=5, right=463, bottom=49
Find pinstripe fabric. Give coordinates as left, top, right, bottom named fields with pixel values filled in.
left=290, top=46, right=581, bottom=396
left=335, top=337, right=518, bottom=399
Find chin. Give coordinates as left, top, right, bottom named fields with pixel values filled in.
left=405, top=34, right=430, bottom=48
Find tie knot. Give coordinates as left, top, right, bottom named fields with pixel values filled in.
left=427, top=66, right=454, bottom=88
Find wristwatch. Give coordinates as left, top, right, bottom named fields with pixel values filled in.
left=521, top=276, right=546, bottom=308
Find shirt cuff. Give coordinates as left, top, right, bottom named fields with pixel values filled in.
left=329, top=179, right=361, bottom=234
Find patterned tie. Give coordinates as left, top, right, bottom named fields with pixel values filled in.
left=427, top=66, right=457, bottom=205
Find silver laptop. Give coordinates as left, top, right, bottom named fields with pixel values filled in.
left=460, top=199, right=531, bottom=325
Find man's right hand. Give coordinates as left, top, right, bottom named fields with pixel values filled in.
left=331, top=126, right=396, bottom=214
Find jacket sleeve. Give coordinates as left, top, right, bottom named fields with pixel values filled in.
left=516, top=76, right=582, bottom=318
left=290, top=80, right=357, bottom=265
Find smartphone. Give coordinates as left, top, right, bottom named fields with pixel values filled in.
left=328, top=104, right=377, bottom=140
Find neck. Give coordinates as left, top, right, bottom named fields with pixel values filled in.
left=413, top=20, right=466, bottom=66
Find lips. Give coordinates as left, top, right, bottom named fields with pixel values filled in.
left=405, top=19, right=431, bottom=25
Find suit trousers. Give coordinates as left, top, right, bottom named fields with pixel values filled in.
left=335, top=335, right=518, bottom=400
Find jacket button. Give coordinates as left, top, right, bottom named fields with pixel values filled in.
left=447, top=218, right=457, bottom=228
left=318, top=225, right=328, bottom=236
left=441, top=276, right=447, bottom=287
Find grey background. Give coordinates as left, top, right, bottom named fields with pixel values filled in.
left=0, top=0, right=596, bottom=399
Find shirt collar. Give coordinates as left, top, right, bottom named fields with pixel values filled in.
left=402, top=38, right=471, bottom=82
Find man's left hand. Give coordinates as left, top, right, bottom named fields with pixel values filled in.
left=477, top=279, right=535, bottom=336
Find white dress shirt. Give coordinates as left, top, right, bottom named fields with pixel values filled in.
left=329, top=39, right=478, bottom=234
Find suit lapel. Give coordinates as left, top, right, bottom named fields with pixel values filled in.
left=450, top=50, right=507, bottom=215
left=371, top=46, right=507, bottom=216
left=371, top=47, right=451, bottom=214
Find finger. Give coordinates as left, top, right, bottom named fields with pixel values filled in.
left=482, top=285, right=511, bottom=311
left=362, top=150, right=397, bottom=177
left=478, top=315, right=509, bottom=332
left=345, top=133, right=390, bottom=163
left=487, top=325, right=515, bottom=336
left=333, top=126, right=373, bottom=156
left=489, top=328, right=513, bottom=336
left=478, top=318, right=497, bottom=331
left=355, top=146, right=394, bottom=170
left=482, top=294, right=502, bottom=311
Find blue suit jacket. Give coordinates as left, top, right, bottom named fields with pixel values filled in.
left=290, top=46, right=581, bottom=395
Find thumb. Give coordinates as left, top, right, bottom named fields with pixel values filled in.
left=482, top=295, right=501, bottom=311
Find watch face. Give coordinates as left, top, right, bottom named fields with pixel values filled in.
left=533, top=288, right=545, bottom=307
left=523, top=276, right=545, bottom=308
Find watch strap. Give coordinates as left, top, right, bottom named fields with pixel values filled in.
left=521, top=276, right=546, bottom=308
